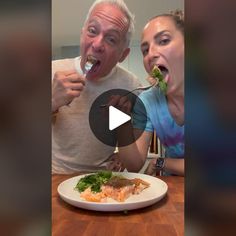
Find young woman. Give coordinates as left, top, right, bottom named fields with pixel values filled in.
left=118, top=10, right=184, bottom=176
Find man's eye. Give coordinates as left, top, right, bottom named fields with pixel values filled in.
left=87, top=27, right=96, bottom=35
left=106, top=36, right=117, bottom=45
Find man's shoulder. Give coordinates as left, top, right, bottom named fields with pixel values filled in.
left=116, top=65, right=137, bottom=79
left=52, top=57, right=76, bottom=72
left=52, top=57, right=75, bottom=66
left=112, top=65, right=141, bottom=88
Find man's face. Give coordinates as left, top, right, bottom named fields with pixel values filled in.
left=141, top=16, right=184, bottom=93
left=80, top=4, right=130, bottom=80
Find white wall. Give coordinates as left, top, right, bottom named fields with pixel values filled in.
left=52, top=0, right=184, bottom=47
left=119, top=42, right=148, bottom=86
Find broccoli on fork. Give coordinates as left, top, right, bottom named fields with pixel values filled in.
left=150, top=66, right=167, bottom=94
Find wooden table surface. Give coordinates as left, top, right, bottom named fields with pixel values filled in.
left=52, top=174, right=184, bottom=236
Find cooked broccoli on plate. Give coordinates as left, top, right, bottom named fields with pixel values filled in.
left=75, top=171, right=112, bottom=193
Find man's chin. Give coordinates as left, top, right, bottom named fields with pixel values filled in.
left=86, top=74, right=100, bottom=81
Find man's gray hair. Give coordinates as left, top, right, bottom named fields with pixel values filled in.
left=84, top=0, right=135, bottom=47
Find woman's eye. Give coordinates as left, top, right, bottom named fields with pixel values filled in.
left=159, top=38, right=170, bottom=45
left=142, top=48, right=148, bottom=56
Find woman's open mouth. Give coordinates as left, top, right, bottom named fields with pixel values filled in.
left=157, top=65, right=169, bottom=83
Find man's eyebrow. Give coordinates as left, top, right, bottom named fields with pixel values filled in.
left=87, top=19, right=120, bottom=36
left=106, top=29, right=120, bottom=36
left=87, top=19, right=98, bottom=25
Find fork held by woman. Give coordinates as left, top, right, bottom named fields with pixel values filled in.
left=100, top=82, right=158, bottom=108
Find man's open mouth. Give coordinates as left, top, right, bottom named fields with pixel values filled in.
left=86, top=55, right=101, bottom=73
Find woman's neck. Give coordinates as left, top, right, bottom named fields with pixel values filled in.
left=166, top=89, right=184, bottom=126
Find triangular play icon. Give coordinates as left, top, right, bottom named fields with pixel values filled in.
left=109, top=106, right=131, bottom=131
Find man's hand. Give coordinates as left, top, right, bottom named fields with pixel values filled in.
left=52, top=70, right=85, bottom=112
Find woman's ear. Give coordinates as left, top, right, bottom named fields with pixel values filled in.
left=119, top=48, right=130, bottom=63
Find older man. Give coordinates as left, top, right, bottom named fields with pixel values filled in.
left=52, top=0, right=140, bottom=174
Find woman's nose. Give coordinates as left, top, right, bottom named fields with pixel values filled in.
left=92, top=35, right=105, bottom=53
left=148, top=44, right=160, bottom=63
left=149, top=43, right=160, bottom=58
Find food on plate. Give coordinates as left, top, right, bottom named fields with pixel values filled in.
left=75, top=170, right=112, bottom=193
left=150, top=65, right=167, bottom=93
left=75, top=171, right=150, bottom=202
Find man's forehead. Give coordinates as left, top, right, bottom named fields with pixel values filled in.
left=88, top=4, right=129, bottom=33
left=90, top=3, right=124, bottom=18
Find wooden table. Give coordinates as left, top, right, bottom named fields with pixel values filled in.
left=52, top=174, right=184, bottom=236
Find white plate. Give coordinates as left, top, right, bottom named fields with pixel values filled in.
left=57, top=172, right=168, bottom=212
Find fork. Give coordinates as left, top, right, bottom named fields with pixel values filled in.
left=84, top=61, right=93, bottom=76
left=67, top=60, right=94, bottom=107
left=123, top=82, right=158, bottom=95
left=100, top=82, right=158, bottom=108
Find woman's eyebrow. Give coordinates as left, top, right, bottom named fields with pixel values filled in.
left=141, top=30, right=170, bottom=48
left=154, top=30, right=169, bottom=40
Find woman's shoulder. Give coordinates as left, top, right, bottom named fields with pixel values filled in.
left=139, top=87, right=164, bottom=103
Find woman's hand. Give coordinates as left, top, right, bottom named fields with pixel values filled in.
left=145, top=158, right=185, bottom=176
left=107, top=95, right=132, bottom=114
left=146, top=76, right=157, bottom=86
left=144, top=159, right=157, bottom=176
left=106, top=153, right=125, bottom=172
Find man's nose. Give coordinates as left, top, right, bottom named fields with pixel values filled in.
left=92, top=35, right=105, bottom=53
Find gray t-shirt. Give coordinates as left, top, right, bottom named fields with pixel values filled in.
left=52, top=57, right=141, bottom=174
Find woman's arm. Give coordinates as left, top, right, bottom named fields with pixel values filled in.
left=107, top=95, right=153, bottom=172
left=118, top=128, right=152, bottom=172
left=164, top=158, right=184, bottom=176
left=145, top=157, right=184, bottom=176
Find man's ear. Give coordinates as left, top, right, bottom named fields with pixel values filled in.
left=119, top=48, right=130, bottom=63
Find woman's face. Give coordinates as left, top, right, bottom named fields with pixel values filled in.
left=141, top=16, right=184, bottom=93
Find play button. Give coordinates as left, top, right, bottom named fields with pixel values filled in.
left=89, top=89, right=147, bottom=147
left=109, top=106, right=131, bottom=131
